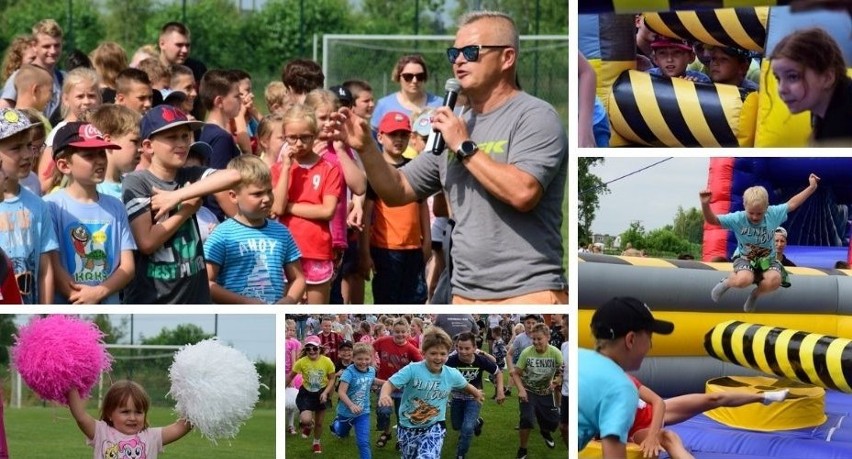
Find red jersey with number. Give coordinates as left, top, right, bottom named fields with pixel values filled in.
left=272, top=158, right=342, bottom=260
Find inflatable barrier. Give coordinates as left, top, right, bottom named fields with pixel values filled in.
left=706, top=320, right=852, bottom=393
left=578, top=1, right=794, bottom=14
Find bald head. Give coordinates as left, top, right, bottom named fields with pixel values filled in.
left=458, top=11, right=519, bottom=51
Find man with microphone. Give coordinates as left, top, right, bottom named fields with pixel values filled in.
left=334, top=11, right=568, bottom=304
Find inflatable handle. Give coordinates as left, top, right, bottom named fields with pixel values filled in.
left=704, top=320, right=852, bottom=393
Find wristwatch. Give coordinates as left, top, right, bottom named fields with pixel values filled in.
left=456, top=140, right=478, bottom=160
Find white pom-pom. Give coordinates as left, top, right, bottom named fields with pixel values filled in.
left=285, top=387, right=298, bottom=411
left=168, top=339, right=260, bottom=442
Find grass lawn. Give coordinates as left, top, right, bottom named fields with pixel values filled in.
left=6, top=405, right=275, bottom=458
left=284, top=376, right=567, bottom=458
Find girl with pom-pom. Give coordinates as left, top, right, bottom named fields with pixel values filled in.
left=68, top=380, right=192, bottom=458
left=285, top=335, right=336, bottom=454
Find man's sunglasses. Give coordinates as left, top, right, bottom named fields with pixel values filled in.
left=400, top=72, right=426, bottom=83
left=446, top=45, right=512, bottom=64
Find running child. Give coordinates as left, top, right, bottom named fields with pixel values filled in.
left=512, top=323, right=563, bottom=458
left=67, top=380, right=192, bottom=459
left=702, top=173, right=819, bottom=311
left=446, top=331, right=505, bottom=459
left=285, top=335, right=337, bottom=454
left=373, top=317, right=422, bottom=449
left=330, top=342, right=386, bottom=459
left=379, top=327, right=483, bottom=459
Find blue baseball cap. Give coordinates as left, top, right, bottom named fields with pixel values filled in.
left=140, top=105, right=204, bottom=140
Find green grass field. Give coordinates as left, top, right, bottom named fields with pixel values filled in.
left=5, top=405, right=275, bottom=458
left=284, top=376, right=567, bottom=458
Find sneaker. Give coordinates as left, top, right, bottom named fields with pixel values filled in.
left=743, top=288, right=759, bottom=312
left=395, top=441, right=401, bottom=451
left=711, top=279, right=730, bottom=302
left=762, top=388, right=789, bottom=405
left=516, top=447, right=528, bottom=459
left=474, top=417, right=484, bottom=436
left=301, top=424, right=312, bottom=438
left=541, top=430, right=556, bottom=449
left=329, top=422, right=340, bottom=438
left=313, top=442, right=322, bottom=454
left=288, top=426, right=297, bottom=435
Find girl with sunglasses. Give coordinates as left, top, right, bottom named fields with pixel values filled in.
left=370, top=54, right=442, bottom=137
left=285, top=334, right=337, bottom=454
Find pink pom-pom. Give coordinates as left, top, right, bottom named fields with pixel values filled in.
left=12, top=315, right=112, bottom=404
left=292, top=374, right=302, bottom=389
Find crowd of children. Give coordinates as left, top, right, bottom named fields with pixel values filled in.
left=0, top=17, right=465, bottom=304
left=285, top=313, right=567, bottom=458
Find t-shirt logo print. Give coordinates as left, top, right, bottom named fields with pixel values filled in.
left=405, top=398, right=440, bottom=425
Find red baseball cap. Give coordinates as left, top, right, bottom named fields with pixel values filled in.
left=379, top=111, right=412, bottom=134
left=53, top=122, right=120, bottom=159
left=650, top=36, right=693, bottom=52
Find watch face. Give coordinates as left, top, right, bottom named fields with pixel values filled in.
left=459, top=141, right=477, bottom=158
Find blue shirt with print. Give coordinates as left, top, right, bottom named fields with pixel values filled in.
left=718, top=203, right=788, bottom=259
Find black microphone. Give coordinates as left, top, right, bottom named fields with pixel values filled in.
left=427, top=78, right=462, bottom=155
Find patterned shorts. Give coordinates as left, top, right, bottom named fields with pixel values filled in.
left=397, top=422, right=446, bottom=459
left=301, top=258, right=334, bottom=285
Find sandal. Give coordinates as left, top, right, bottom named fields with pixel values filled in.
left=377, top=432, right=391, bottom=447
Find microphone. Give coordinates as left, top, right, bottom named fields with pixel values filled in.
left=427, top=78, right=462, bottom=155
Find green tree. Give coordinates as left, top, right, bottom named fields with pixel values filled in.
left=578, top=157, right=608, bottom=246
left=644, top=227, right=691, bottom=256
left=141, top=323, right=213, bottom=346
left=355, top=0, right=448, bottom=35
left=89, top=314, right=127, bottom=344
left=619, top=221, right=646, bottom=250
left=672, top=206, right=705, bottom=245
left=0, top=0, right=104, bottom=54
left=103, top=0, right=154, bottom=52
left=0, top=315, right=15, bottom=365
left=451, top=0, right=568, bottom=34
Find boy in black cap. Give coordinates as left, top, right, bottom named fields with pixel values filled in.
left=45, top=122, right=137, bottom=304
left=121, top=105, right=241, bottom=303
left=578, top=297, right=674, bottom=458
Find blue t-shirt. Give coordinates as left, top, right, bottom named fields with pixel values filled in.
left=389, top=361, right=468, bottom=429
left=718, top=203, right=788, bottom=259
left=578, top=348, right=637, bottom=450
left=648, top=67, right=712, bottom=84
left=370, top=92, right=443, bottom=130
left=337, top=364, right=377, bottom=418
left=44, top=190, right=137, bottom=304
left=0, top=187, right=59, bottom=304
left=592, top=96, right=610, bottom=147
left=204, top=218, right=301, bottom=303
left=96, top=181, right=123, bottom=201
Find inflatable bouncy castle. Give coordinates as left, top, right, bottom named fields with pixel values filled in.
left=703, top=157, right=852, bottom=268
left=578, top=3, right=852, bottom=146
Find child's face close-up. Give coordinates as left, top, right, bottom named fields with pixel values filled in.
left=64, top=82, right=100, bottom=120
left=708, top=49, right=744, bottom=85
left=456, top=339, right=476, bottom=361
left=523, top=319, right=537, bottom=333
left=771, top=57, right=832, bottom=115
left=305, top=344, right=320, bottom=360
left=745, top=202, right=767, bottom=224
left=109, top=131, right=142, bottom=174
left=531, top=331, right=549, bottom=353
left=221, top=84, right=243, bottom=119
left=353, top=91, right=374, bottom=119
left=283, top=120, right=316, bottom=161
left=392, top=325, right=408, bottom=345
left=109, top=397, right=145, bottom=436
left=286, top=325, right=295, bottom=338
left=379, top=130, right=410, bottom=157
left=321, top=320, right=332, bottom=334
left=424, top=345, right=449, bottom=373
left=0, top=133, right=33, bottom=181
left=314, top=103, right=334, bottom=142
left=121, top=82, right=153, bottom=115
left=234, top=182, right=273, bottom=220
left=60, top=149, right=108, bottom=185
left=338, top=348, right=352, bottom=362
left=148, top=125, right=192, bottom=169
left=172, top=74, right=197, bottom=113
left=653, top=47, right=693, bottom=78
left=354, top=353, right=371, bottom=371
left=260, top=122, right=285, bottom=160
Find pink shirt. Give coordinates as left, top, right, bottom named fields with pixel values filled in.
left=88, top=420, right=163, bottom=459
left=285, top=337, right=302, bottom=375
left=320, top=144, right=356, bottom=250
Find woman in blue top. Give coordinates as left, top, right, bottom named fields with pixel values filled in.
left=370, top=55, right=442, bottom=133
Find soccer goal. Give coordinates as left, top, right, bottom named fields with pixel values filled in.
left=321, top=34, right=568, bottom=123
left=10, top=343, right=183, bottom=409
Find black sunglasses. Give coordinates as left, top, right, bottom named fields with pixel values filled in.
left=446, top=45, right=512, bottom=64
left=400, top=72, right=426, bottom=83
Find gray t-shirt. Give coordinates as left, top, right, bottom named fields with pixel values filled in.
left=402, top=92, right=568, bottom=299
left=433, top=314, right=478, bottom=339
left=122, top=167, right=214, bottom=304
left=2, top=68, right=63, bottom=119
